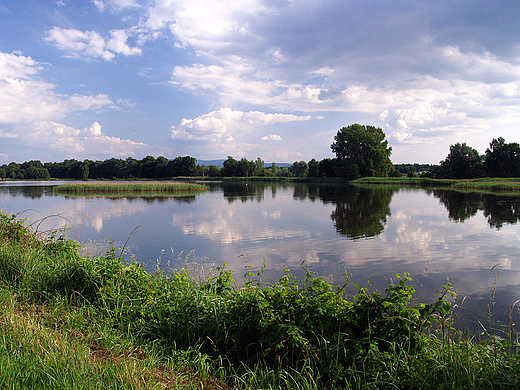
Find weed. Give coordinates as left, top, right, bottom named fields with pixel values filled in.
left=2, top=210, right=520, bottom=389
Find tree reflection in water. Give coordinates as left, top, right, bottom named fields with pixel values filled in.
left=432, top=190, right=483, bottom=222
left=433, top=190, right=520, bottom=229
left=322, top=185, right=395, bottom=239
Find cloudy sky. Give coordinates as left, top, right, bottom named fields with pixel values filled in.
left=1, top=0, right=520, bottom=165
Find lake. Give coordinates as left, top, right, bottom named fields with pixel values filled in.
left=2, top=180, right=520, bottom=333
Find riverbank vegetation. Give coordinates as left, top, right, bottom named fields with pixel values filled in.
left=2, top=126, right=520, bottom=183
left=54, top=181, right=208, bottom=196
left=2, top=211, right=520, bottom=389
left=352, top=176, right=520, bottom=192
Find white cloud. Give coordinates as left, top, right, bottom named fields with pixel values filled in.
left=262, top=134, right=282, bottom=141
left=143, top=0, right=267, bottom=49
left=0, top=51, right=113, bottom=125
left=0, top=51, right=158, bottom=162
left=44, top=27, right=141, bottom=60
left=93, top=0, right=139, bottom=12
left=170, top=107, right=312, bottom=143
left=92, top=0, right=106, bottom=12
left=0, top=51, right=41, bottom=78
left=13, top=121, right=148, bottom=157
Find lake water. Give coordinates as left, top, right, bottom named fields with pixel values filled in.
left=2, top=180, right=520, bottom=333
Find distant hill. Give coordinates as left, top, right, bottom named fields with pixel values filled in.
left=196, top=159, right=291, bottom=168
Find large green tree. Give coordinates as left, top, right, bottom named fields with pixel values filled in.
left=435, top=142, right=484, bottom=179
left=292, top=160, right=309, bottom=177
left=484, top=137, right=520, bottom=177
left=330, top=124, right=393, bottom=179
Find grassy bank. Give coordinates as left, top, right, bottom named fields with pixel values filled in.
left=1, top=211, right=520, bottom=389
left=353, top=176, right=520, bottom=191
left=54, top=181, right=209, bottom=197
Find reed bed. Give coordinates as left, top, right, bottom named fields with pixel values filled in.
left=354, top=176, right=520, bottom=192
left=352, top=177, right=457, bottom=186
left=451, top=177, right=520, bottom=191
left=54, top=181, right=208, bottom=194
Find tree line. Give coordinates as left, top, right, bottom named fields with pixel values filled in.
left=0, top=124, right=396, bottom=180
left=0, top=155, right=374, bottom=180
left=1, top=125, right=519, bottom=180
left=429, top=137, right=520, bottom=179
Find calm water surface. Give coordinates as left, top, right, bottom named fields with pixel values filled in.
left=2, top=181, right=520, bottom=331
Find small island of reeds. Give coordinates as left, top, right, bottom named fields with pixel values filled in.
left=54, top=181, right=208, bottom=197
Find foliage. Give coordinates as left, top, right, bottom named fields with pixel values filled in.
left=54, top=182, right=208, bottom=198
left=434, top=142, right=484, bottom=179
left=394, top=163, right=436, bottom=176
left=0, top=160, right=50, bottom=180
left=292, top=161, right=309, bottom=177
left=331, top=124, right=393, bottom=180
left=3, top=211, right=520, bottom=389
left=318, top=158, right=338, bottom=178
left=308, top=158, right=319, bottom=177
left=168, top=156, right=197, bottom=177
left=484, top=137, right=520, bottom=177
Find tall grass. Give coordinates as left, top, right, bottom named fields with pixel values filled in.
left=1, top=210, right=520, bottom=389
left=54, top=181, right=208, bottom=195
left=451, top=177, right=520, bottom=191
left=352, top=177, right=457, bottom=186
left=354, top=176, right=520, bottom=192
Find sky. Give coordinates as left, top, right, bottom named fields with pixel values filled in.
left=1, top=0, right=520, bottom=165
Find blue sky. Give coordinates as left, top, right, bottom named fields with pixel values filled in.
left=1, top=0, right=520, bottom=165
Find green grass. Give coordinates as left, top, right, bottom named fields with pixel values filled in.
left=1, top=210, right=520, bottom=389
left=450, top=177, right=520, bottom=191
left=352, top=177, right=457, bottom=186
left=54, top=181, right=208, bottom=196
left=354, top=176, right=520, bottom=193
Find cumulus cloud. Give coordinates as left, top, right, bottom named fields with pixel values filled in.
left=143, top=0, right=267, bottom=49
left=12, top=121, right=148, bottom=158
left=171, top=62, right=386, bottom=111
left=0, top=50, right=156, bottom=162
left=0, top=51, right=113, bottom=125
left=8, top=0, right=520, bottom=163
left=44, top=27, right=141, bottom=60
left=170, top=107, right=312, bottom=143
left=262, top=134, right=282, bottom=141
left=0, top=51, right=42, bottom=78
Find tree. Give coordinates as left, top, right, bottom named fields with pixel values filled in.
left=20, top=160, right=50, bottom=180
left=254, top=157, right=265, bottom=177
left=206, top=165, right=221, bottom=177
left=308, top=158, right=319, bottom=177
left=435, top=142, right=484, bottom=179
left=331, top=124, right=393, bottom=179
left=81, top=163, right=89, bottom=181
left=318, top=158, right=337, bottom=178
left=237, top=158, right=255, bottom=177
left=222, top=156, right=239, bottom=177
left=268, top=162, right=278, bottom=177
left=484, top=137, right=520, bottom=177
left=292, top=161, right=309, bottom=177
left=168, top=156, right=196, bottom=177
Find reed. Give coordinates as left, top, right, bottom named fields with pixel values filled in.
left=451, top=177, right=520, bottom=191
left=54, top=181, right=208, bottom=194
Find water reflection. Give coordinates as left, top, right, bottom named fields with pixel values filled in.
left=0, top=185, right=47, bottom=199
left=433, top=190, right=520, bottom=229
left=484, top=196, right=520, bottom=229
left=220, top=182, right=395, bottom=239
left=432, top=191, right=483, bottom=222
left=326, top=185, right=394, bottom=239
left=2, top=181, right=520, bottom=334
